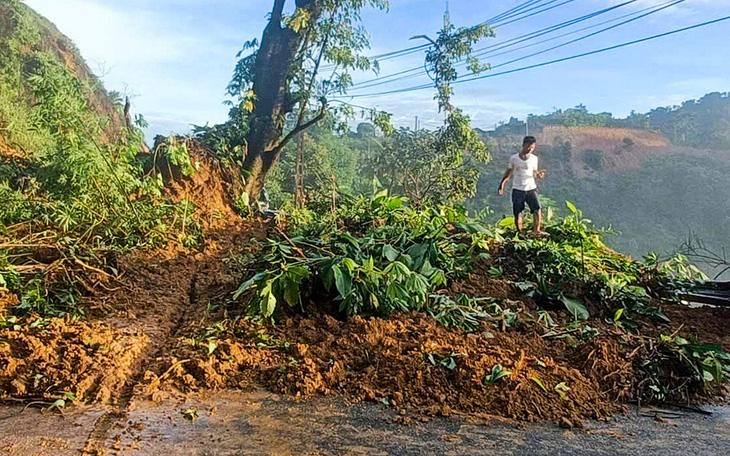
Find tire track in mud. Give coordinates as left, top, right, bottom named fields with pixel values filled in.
left=82, top=265, right=201, bottom=455
left=80, top=222, right=267, bottom=454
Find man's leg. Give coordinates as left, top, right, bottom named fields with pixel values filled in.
left=526, top=190, right=544, bottom=235
left=532, top=209, right=542, bottom=235
left=512, top=189, right=526, bottom=232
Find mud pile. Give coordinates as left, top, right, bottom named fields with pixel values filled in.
left=268, top=312, right=622, bottom=424
left=151, top=298, right=637, bottom=425
left=153, top=138, right=245, bottom=231
left=2, top=144, right=729, bottom=425
left=0, top=318, right=148, bottom=403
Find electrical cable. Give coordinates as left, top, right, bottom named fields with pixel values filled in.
left=349, top=0, right=642, bottom=90
left=335, top=14, right=730, bottom=99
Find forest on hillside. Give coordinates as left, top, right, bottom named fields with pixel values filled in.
left=489, top=92, right=730, bottom=151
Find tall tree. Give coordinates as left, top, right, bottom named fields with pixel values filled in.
left=230, top=0, right=389, bottom=201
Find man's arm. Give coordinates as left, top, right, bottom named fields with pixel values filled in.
left=498, top=167, right=513, bottom=195
left=534, top=157, right=547, bottom=180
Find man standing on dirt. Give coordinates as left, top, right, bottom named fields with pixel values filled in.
left=498, top=136, right=548, bottom=237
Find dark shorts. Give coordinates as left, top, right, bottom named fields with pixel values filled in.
left=512, top=189, right=541, bottom=218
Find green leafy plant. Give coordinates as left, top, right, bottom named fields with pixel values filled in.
left=233, top=191, right=496, bottom=319
left=517, top=278, right=589, bottom=321
left=483, top=364, right=512, bottom=386
left=425, top=352, right=461, bottom=371
left=640, top=335, right=730, bottom=402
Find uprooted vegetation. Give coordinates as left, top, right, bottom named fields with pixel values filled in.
left=130, top=193, right=729, bottom=425
left=4, top=149, right=730, bottom=426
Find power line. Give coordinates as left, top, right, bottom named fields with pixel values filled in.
left=322, top=0, right=572, bottom=71
left=485, top=0, right=678, bottom=61
left=350, top=0, right=642, bottom=91
left=488, top=1, right=546, bottom=25
left=349, top=0, right=681, bottom=92
left=470, top=0, right=640, bottom=59
left=486, top=1, right=558, bottom=26
left=488, top=0, right=578, bottom=28
left=336, top=14, right=730, bottom=99
left=486, top=0, right=685, bottom=72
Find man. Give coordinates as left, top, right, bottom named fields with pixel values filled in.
left=498, top=136, right=548, bottom=237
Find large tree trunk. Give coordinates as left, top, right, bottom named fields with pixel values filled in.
left=243, top=0, right=322, bottom=201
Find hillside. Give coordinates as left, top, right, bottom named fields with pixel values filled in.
left=0, top=0, right=124, bottom=158
left=539, top=125, right=672, bottom=176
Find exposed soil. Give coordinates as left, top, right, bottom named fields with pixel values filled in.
left=539, top=125, right=675, bottom=176
left=0, top=134, right=25, bottom=160
left=268, top=312, right=619, bottom=424
left=663, top=304, right=730, bottom=348
left=0, top=318, right=148, bottom=403
left=153, top=138, right=244, bottom=231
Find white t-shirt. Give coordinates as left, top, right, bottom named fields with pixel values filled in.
left=509, top=153, right=538, bottom=191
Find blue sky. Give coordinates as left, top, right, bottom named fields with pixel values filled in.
left=23, top=0, right=730, bottom=136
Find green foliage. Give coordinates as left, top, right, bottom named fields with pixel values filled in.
left=420, top=23, right=495, bottom=112
left=425, top=351, right=460, bottom=371
left=428, top=294, right=490, bottom=331
left=483, top=364, right=511, bottom=385
left=641, top=335, right=730, bottom=401
left=517, top=278, right=589, bottom=321
left=363, top=114, right=490, bottom=204
left=156, top=137, right=197, bottom=177
left=648, top=92, right=730, bottom=150
left=503, top=202, right=681, bottom=323
left=0, top=2, right=201, bottom=249
left=582, top=149, right=604, bottom=172
left=489, top=105, right=651, bottom=133
left=234, top=190, right=497, bottom=320
left=218, top=0, right=391, bottom=159
left=266, top=126, right=366, bottom=206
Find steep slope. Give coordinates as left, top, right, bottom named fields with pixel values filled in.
left=538, top=125, right=674, bottom=176
left=0, top=0, right=124, bottom=159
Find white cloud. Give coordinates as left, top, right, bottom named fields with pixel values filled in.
left=23, top=0, right=251, bottom=137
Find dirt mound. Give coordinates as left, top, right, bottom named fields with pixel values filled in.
left=150, top=311, right=620, bottom=425
left=272, top=313, right=622, bottom=424
left=0, top=318, right=148, bottom=404
left=152, top=138, right=244, bottom=230
left=0, top=217, right=270, bottom=410
left=4, top=211, right=729, bottom=429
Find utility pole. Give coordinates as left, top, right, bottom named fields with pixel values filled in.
left=444, top=0, right=451, bottom=29
left=415, top=116, right=419, bottom=131
left=525, top=116, right=529, bottom=136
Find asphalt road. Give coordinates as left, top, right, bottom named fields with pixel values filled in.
left=1, top=390, right=729, bottom=455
